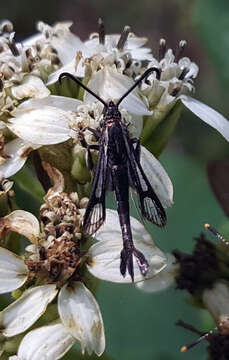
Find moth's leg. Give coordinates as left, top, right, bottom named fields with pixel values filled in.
left=84, top=127, right=101, bottom=141
left=131, top=137, right=141, bottom=163
left=86, top=144, right=100, bottom=171
left=78, top=131, right=99, bottom=171
left=78, top=129, right=100, bottom=171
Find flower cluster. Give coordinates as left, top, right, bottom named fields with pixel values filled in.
left=0, top=162, right=168, bottom=358
left=164, top=226, right=229, bottom=360
left=0, top=18, right=228, bottom=359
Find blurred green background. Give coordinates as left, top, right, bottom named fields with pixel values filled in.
left=3, top=0, right=229, bottom=359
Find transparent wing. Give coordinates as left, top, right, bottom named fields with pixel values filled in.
left=123, top=128, right=166, bottom=227
left=83, top=145, right=108, bottom=236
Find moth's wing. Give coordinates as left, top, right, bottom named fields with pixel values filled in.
left=122, top=129, right=166, bottom=227
left=130, top=159, right=166, bottom=226
left=83, top=144, right=108, bottom=235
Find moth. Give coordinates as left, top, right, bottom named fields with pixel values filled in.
left=59, top=67, right=167, bottom=281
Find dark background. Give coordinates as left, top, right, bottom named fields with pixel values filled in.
left=3, top=1, right=229, bottom=359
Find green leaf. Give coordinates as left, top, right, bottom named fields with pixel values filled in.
left=12, top=167, right=44, bottom=202
left=142, top=101, right=182, bottom=157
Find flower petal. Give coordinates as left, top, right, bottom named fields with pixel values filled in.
left=87, top=210, right=167, bottom=283
left=85, top=67, right=152, bottom=115
left=140, top=146, right=173, bottom=208
left=180, top=95, right=229, bottom=141
left=58, top=282, right=105, bottom=356
left=94, top=209, right=153, bottom=244
left=0, top=247, right=28, bottom=294
left=202, top=282, right=229, bottom=329
left=128, top=114, right=143, bottom=138
left=46, top=59, right=79, bottom=85
left=51, top=29, right=87, bottom=65
left=11, top=75, right=50, bottom=100
left=130, top=47, right=153, bottom=61
left=8, top=106, right=72, bottom=145
left=0, top=139, right=37, bottom=179
left=5, top=210, right=40, bottom=243
left=0, top=285, right=58, bottom=337
left=16, top=94, right=82, bottom=112
left=17, top=321, right=75, bottom=360
left=136, top=254, right=178, bottom=292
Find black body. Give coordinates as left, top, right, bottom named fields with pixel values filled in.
left=59, top=68, right=166, bottom=281
left=83, top=102, right=166, bottom=281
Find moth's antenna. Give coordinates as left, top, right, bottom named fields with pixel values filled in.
left=59, top=72, right=108, bottom=107
left=117, top=67, right=161, bottom=107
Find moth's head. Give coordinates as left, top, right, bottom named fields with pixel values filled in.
left=103, top=101, right=121, bottom=121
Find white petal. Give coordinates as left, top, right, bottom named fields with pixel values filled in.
left=21, top=33, right=43, bottom=48
left=95, top=209, right=153, bottom=244
left=85, top=67, right=152, bottom=115
left=16, top=95, right=82, bottom=112
left=8, top=106, right=72, bottom=145
left=180, top=95, right=229, bottom=141
left=202, top=282, right=229, bottom=327
left=0, top=247, right=28, bottom=294
left=0, top=139, right=38, bottom=179
left=88, top=240, right=166, bottom=283
left=0, top=121, right=6, bottom=130
left=126, top=36, right=148, bottom=49
left=11, top=75, right=50, bottom=100
left=0, top=285, right=57, bottom=337
left=5, top=210, right=40, bottom=243
left=51, top=31, right=87, bottom=65
left=58, top=282, right=105, bottom=356
left=17, top=321, right=75, bottom=360
left=136, top=254, right=178, bottom=292
left=140, top=146, right=173, bottom=208
left=87, top=210, right=167, bottom=283
left=46, top=59, right=78, bottom=85
left=128, top=114, right=143, bottom=138
left=130, top=47, right=153, bottom=61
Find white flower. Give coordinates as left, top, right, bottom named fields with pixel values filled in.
left=141, top=40, right=229, bottom=142
left=0, top=246, right=29, bottom=294
left=7, top=89, right=149, bottom=147
left=10, top=75, right=50, bottom=100
left=45, top=20, right=153, bottom=85
left=0, top=95, right=81, bottom=178
left=136, top=253, right=178, bottom=292
left=0, top=23, right=52, bottom=118
left=16, top=321, right=75, bottom=360
left=203, top=281, right=229, bottom=334
left=0, top=250, right=105, bottom=357
left=180, top=95, right=229, bottom=142
left=0, top=205, right=169, bottom=358
left=0, top=138, right=40, bottom=180
left=0, top=284, right=58, bottom=337
left=84, top=66, right=152, bottom=116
